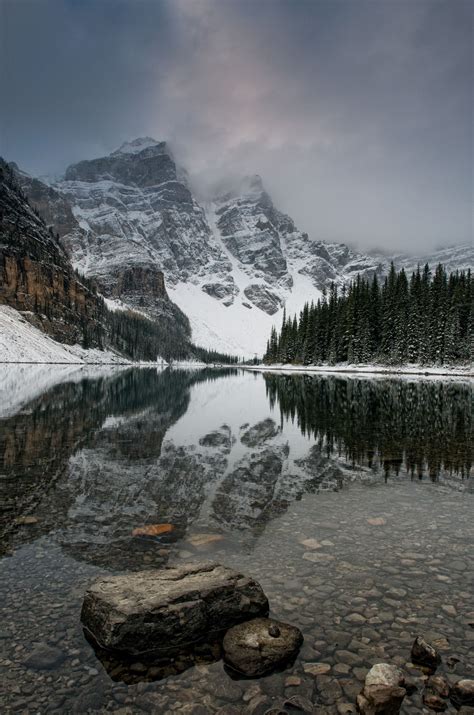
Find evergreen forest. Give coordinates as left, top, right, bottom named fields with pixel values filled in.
left=264, top=265, right=473, bottom=366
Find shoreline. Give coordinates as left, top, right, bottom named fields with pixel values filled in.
left=242, top=363, right=474, bottom=378
left=1, top=360, right=473, bottom=378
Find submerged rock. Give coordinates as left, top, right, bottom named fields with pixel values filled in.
left=356, top=663, right=406, bottom=714
left=23, top=643, right=65, bottom=670
left=450, top=680, right=474, bottom=708
left=81, top=562, right=269, bottom=656
left=411, top=635, right=442, bottom=670
left=222, top=617, right=303, bottom=676
left=423, top=674, right=450, bottom=713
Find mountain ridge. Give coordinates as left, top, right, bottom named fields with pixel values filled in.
left=14, top=139, right=473, bottom=357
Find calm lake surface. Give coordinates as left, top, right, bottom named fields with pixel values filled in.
left=0, top=366, right=473, bottom=714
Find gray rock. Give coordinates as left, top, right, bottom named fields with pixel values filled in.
left=201, top=280, right=238, bottom=304
left=243, top=284, right=283, bottom=315
left=223, top=617, right=303, bottom=677
left=451, top=680, right=474, bottom=707
left=81, top=562, right=269, bottom=656
left=23, top=643, right=65, bottom=670
left=411, top=636, right=442, bottom=670
left=357, top=663, right=406, bottom=715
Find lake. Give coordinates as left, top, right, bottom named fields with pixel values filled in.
left=0, top=366, right=472, bottom=714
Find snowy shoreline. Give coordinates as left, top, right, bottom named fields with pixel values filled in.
left=242, top=363, right=474, bottom=378
left=0, top=307, right=231, bottom=367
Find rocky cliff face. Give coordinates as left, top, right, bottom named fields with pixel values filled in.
left=6, top=158, right=194, bottom=356
left=0, top=160, right=106, bottom=347
left=58, top=140, right=228, bottom=289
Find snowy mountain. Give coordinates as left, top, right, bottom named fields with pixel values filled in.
left=43, top=139, right=384, bottom=355
left=375, top=243, right=473, bottom=277
left=14, top=138, right=472, bottom=357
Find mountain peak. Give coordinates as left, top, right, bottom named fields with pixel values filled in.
left=111, top=137, right=163, bottom=156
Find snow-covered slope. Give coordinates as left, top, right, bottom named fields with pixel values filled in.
left=21, top=137, right=471, bottom=358
left=0, top=306, right=128, bottom=364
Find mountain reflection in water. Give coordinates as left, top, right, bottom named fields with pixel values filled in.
left=0, top=368, right=471, bottom=568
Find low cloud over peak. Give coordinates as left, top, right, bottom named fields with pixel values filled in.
left=1, top=0, right=471, bottom=252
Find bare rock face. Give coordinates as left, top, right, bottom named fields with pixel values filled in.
left=222, top=617, right=303, bottom=676
left=357, top=663, right=406, bottom=715
left=411, top=635, right=442, bottom=670
left=81, top=562, right=269, bottom=656
left=201, top=280, right=238, bottom=306
left=243, top=284, right=283, bottom=315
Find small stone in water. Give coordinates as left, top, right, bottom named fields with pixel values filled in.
left=303, top=662, right=331, bottom=676
left=299, top=538, right=322, bottom=550
left=23, top=644, right=65, bottom=670
left=186, top=533, right=224, bottom=547
left=367, top=517, right=386, bottom=526
left=285, top=675, right=302, bottom=687
left=14, top=515, right=38, bottom=525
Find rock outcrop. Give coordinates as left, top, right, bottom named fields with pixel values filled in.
left=222, top=617, right=303, bottom=676
left=81, top=562, right=269, bottom=656
left=243, top=284, right=283, bottom=314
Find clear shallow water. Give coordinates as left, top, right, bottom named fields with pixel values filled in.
left=0, top=366, right=472, bottom=714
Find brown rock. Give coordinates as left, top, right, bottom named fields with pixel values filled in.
left=357, top=663, right=406, bottom=715
left=411, top=636, right=441, bottom=670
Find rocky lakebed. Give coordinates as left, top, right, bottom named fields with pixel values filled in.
left=0, top=367, right=472, bottom=713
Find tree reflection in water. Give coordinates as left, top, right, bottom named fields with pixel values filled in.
left=264, top=374, right=472, bottom=479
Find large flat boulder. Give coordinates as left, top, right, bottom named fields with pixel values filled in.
left=81, top=562, right=269, bottom=656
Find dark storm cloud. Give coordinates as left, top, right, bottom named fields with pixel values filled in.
left=0, top=0, right=472, bottom=251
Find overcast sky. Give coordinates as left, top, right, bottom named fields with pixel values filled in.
left=1, top=0, right=472, bottom=252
